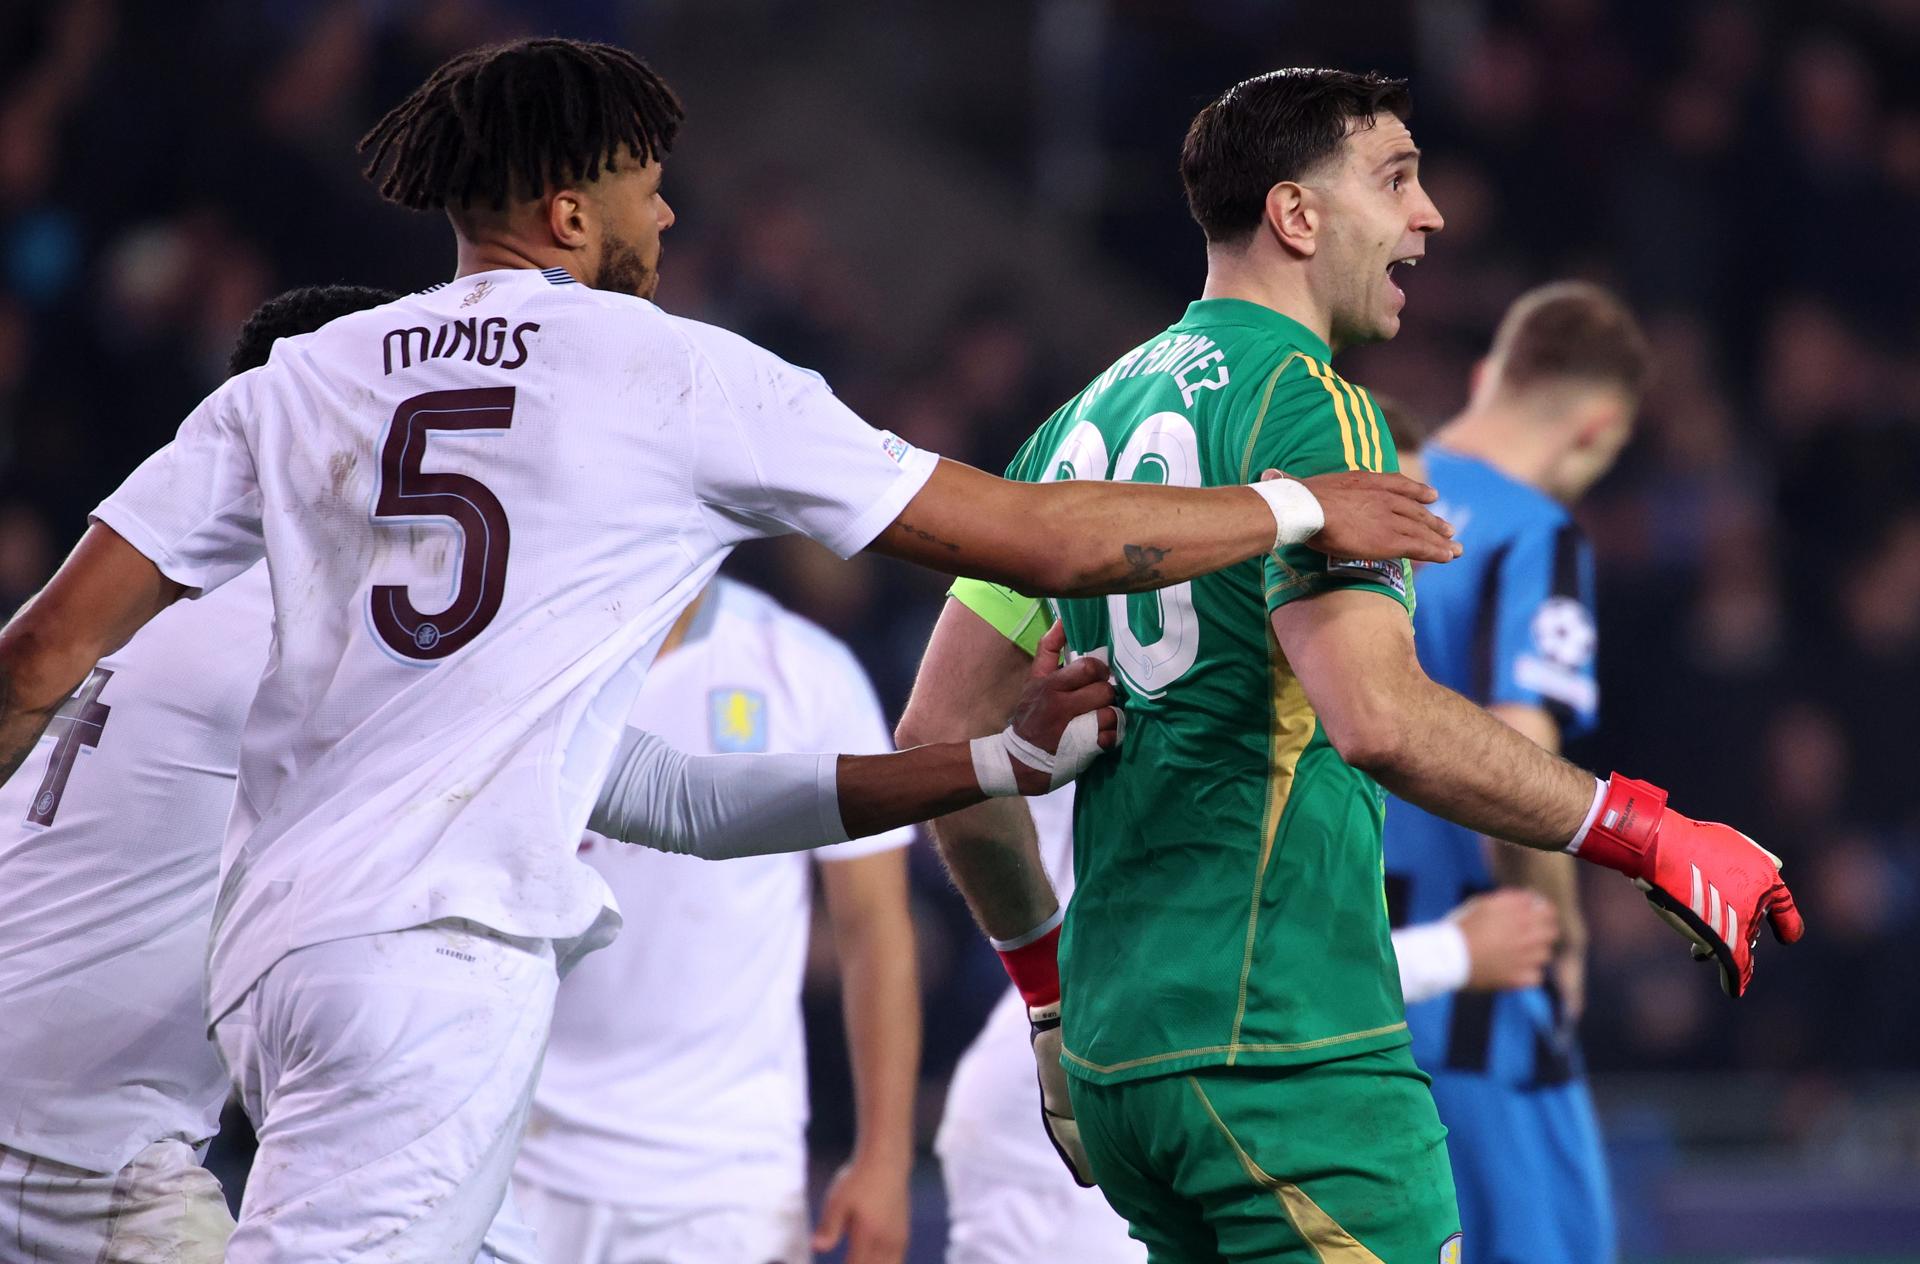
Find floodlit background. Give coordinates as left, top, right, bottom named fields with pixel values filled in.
left=4, top=1, right=1918, bottom=1260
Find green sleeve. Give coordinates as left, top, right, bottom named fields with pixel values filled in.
left=948, top=578, right=1053, bottom=658
left=1248, top=355, right=1414, bottom=616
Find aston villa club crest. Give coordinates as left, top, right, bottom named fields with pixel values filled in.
left=709, top=688, right=768, bottom=752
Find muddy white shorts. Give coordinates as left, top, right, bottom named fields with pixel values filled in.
left=214, top=919, right=556, bottom=1264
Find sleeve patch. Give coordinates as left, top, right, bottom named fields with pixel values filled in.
left=1327, top=556, right=1409, bottom=597
left=1528, top=596, right=1596, bottom=670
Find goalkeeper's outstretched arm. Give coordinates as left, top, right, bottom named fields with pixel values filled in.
left=1272, top=589, right=1803, bottom=998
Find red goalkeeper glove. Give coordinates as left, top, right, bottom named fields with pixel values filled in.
left=994, top=912, right=1096, bottom=1188
left=1571, top=773, right=1804, bottom=997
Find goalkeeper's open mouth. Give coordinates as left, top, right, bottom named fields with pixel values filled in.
left=1390, top=251, right=1420, bottom=301
left=1385, top=253, right=1421, bottom=304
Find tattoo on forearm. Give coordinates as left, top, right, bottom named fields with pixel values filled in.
left=1122, top=543, right=1169, bottom=588
left=894, top=521, right=962, bottom=553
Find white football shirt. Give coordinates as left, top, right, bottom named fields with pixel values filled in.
left=935, top=783, right=1078, bottom=1179
left=0, top=565, right=272, bottom=1172
left=513, top=578, right=913, bottom=1211
left=93, top=268, right=937, bottom=1022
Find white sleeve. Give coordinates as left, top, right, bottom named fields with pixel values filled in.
left=1391, top=920, right=1473, bottom=1005
left=91, top=377, right=264, bottom=593
left=686, top=325, right=938, bottom=558
left=589, top=727, right=850, bottom=859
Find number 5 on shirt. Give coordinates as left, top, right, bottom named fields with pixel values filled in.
left=370, top=388, right=517, bottom=662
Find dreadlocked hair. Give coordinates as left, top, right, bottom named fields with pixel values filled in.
left=358, top=38, right=684, bottom=214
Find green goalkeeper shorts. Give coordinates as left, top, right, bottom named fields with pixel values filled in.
left=1069, top=1044, right=1462, bottom=1263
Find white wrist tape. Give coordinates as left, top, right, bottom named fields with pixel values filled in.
left=969, top=708, right=1125, bottom=798
left=1247, top=477, right=1326, bottom=549
left=970, top=733, right=1021, bottom=797
left=1391, top=920, right=1473, bottom=1005
left=1564, top=777, right=1609, bottom=855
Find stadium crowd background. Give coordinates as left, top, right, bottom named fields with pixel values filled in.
left=3, top=0, right=1917, bottom=1257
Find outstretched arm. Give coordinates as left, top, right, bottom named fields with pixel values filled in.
left=1272, top=591, right=1596, bottom=844
left=867, top=459, right=1458, bottom=598
left=0, top=524, right=184, bottom=783
left=591, top=624, right=1119, bottom=857
left=1272, top=590, right=1802, bottom=997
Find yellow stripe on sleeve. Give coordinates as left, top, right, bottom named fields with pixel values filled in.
left=1300, top=358, right=1360, bottom=471
left=1357, top=387, right=1386, bottom=472
left=1334, top=376, right=1374, bottom=470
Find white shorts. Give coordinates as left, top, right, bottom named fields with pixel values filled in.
left=512, top=1177, right=810, bottom=1264
left=0, top=1138, right=233, bottom=1264
left=942, top=1157, right=1146, bottom=1264
left=214, top=919, right=556, bottom=1264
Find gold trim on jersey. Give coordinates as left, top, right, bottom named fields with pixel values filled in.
left=1236, top=352, right=1308, bottom=483
left=1226, top=628, right=1321, bottom=1060
left=1061, top=1021, right=1409, bottom=1076
left=1337, top=376, right=1375, bottom=470
left=1186, top=1077, right=1388, bottom=1264
left=1356, top=386, right=1387, bottom=473
left=1299, top=358, right=1361, bottom=472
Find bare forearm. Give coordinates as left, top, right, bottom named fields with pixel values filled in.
left=1371, top=682, right=1594, bottom=849
left=873, top=462, right=1274, bottom=597
left=1016, top=481, right=1274, bottom=596
left=0, top=648, right=69, bottom=784
left=1480, top=705, right=1586, bottom=948
left=0, top=524, right=182, bottom=783
left=835, top=913, right=920, bottom=1168
left=924, top=798, right=1059, bottom=941
left=837, top=744, right=987, bottom=840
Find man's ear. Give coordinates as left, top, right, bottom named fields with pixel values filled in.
left=1467, top=357, right=1490, bottom=402
left=1572, top=394, right=1628, bottom=449
left=546, top=189, right=591, bottom=250
left=1263, top=182, right=1319, bottom=257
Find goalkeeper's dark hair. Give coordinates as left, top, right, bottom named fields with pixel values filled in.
left=228, top=284, right=400, bottom=376
left=358, top=38, right=684, bottom=215
left=1181, top=69, right=1412, bottom=244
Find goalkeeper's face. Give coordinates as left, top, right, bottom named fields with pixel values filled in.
left=1312, top=114, right=1443, bottom=350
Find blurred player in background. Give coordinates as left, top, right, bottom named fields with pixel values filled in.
left=903, top=69, right=1798, bottom=1262
left=0, top=285, right=394, bottom=1264
left=1382, top=282, right=1650, bottom=1264
left=1373, top=389, right=1563, bottom=1011
left=0, top=38, right=1461, bottom=1264
left=513, top=578, right=918, bottom=1264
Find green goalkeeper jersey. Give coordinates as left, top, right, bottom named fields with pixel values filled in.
left=991, top=298, right=1415, bottom=1086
